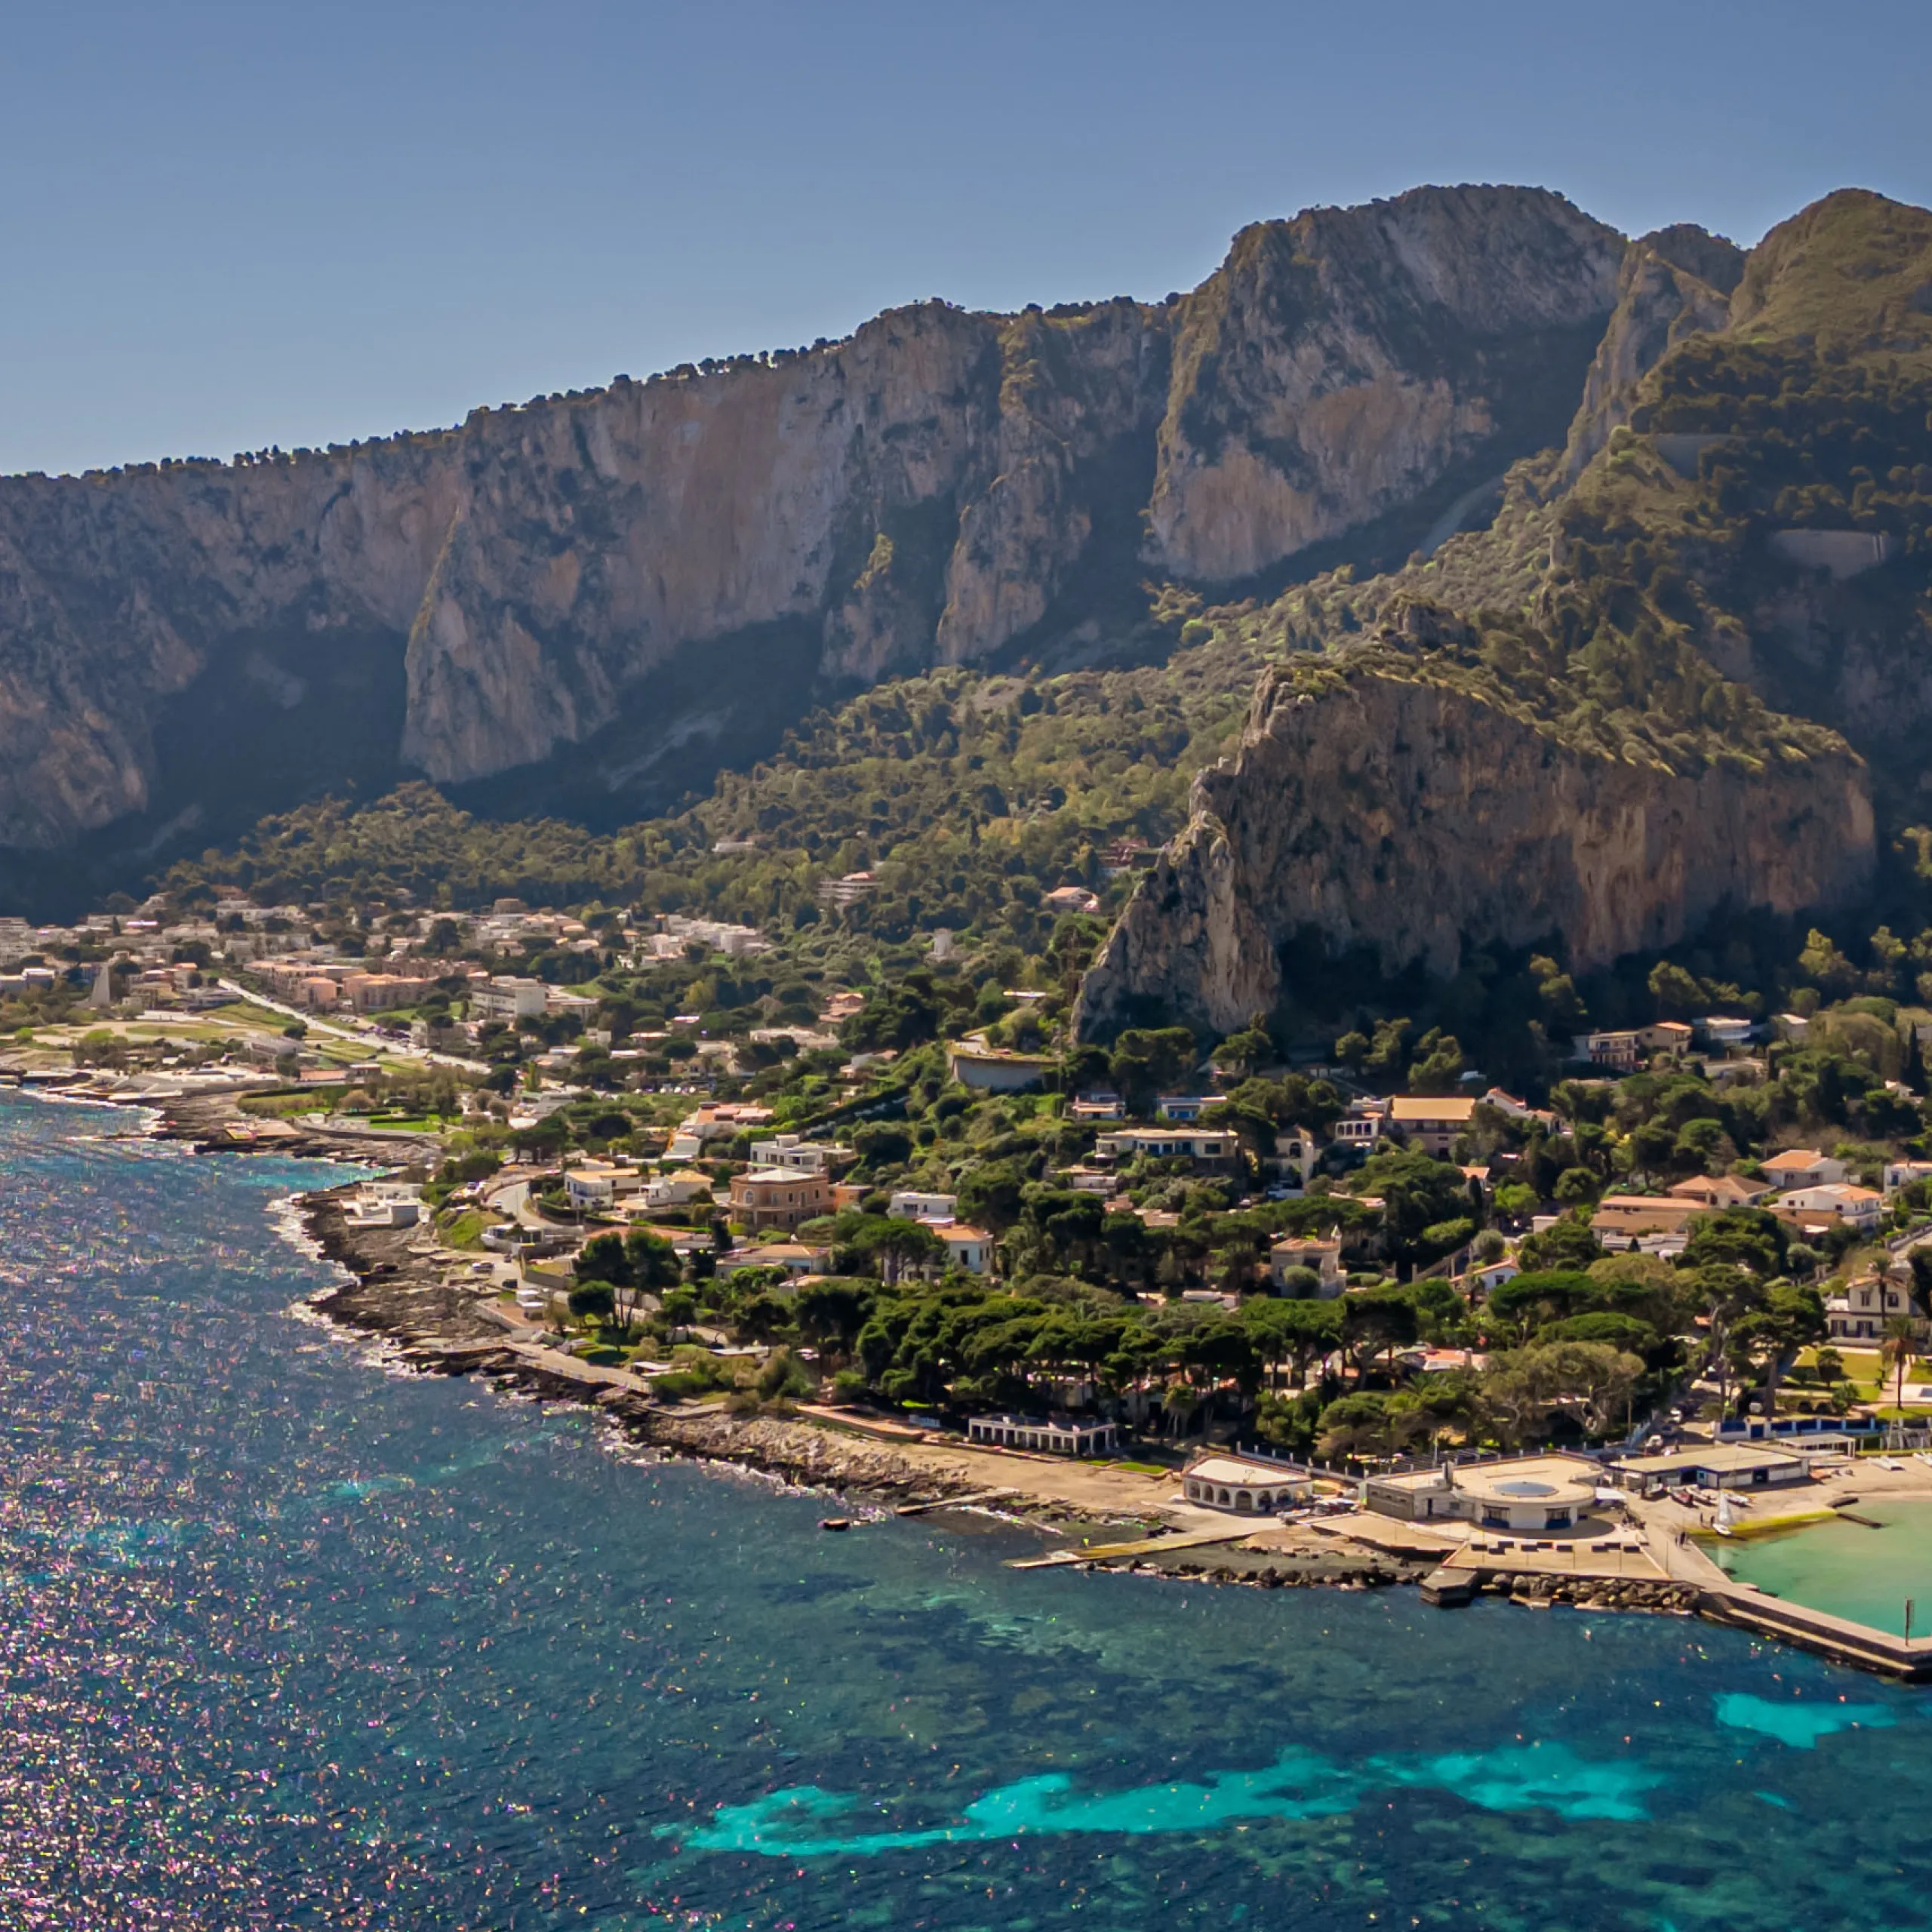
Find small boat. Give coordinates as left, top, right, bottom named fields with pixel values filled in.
left=819, top=1516, right=851, bottom=1532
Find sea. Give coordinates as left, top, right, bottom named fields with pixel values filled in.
left=1, top=1090, right=1927, bottom=1930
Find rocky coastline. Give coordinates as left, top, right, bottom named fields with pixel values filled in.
left=91, top=1094, right=1747, bottom=1620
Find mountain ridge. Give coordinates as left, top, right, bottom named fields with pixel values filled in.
left=0, top=183, right=1621, bottom=894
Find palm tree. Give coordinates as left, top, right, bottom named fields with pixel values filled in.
left=1881, top=1313, right=1919, bottom=1414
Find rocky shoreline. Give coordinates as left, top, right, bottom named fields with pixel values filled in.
left=120, top=1097, right=1724, bottom=1614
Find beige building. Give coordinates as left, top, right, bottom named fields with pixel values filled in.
left=1591, top=1195, right=1701, bottom=1240
left=728, top=1169, right=833, bottom=1232
left=1269, top=1235, right=1343, bottom=1296
left=1667, top=1174, right=1769, bottom=1210
left=1388, top=1096, right=1478, bottom=1155
left=1094, top=1127, right=1240, bottom=1170
left=1182, top=1454, right=1312, bottom=1513
left=1366, top=1454, right=1603, bottom=1534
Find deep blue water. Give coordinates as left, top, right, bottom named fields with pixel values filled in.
left=2, top=1094, right=1929, bottom=1930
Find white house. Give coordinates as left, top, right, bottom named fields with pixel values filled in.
left=1071, top=1091, right=1124, bottom=1121
left=1883, top=1160, right=1932, bottom=1198
left=1269, top=1128, right=1318, bottom=1189
left=889, top=1189, right=957, bottom=1223
left=1758, top=1149, right=1850, bottom=1189
left=1094, top=1127, right=1239, bottom=1170
left=1156, top=1094, right=1217, bottom=1123
left=968, top=1412, right=1116, bottom=1455
left=1697, top=1014, right=1756, bottom=1049
left=469, top=975, right=549, bottom=1024
left=948, top=1046, right=1052, bottom=1092
left=1826, top=1275, right=1922, bottom=1343
left=1366, top=1454, right=1602, bottom=1532
left=642, top=1169, right=713, bottom=1208
left=563, top=1164, right=641, bottom=1211
left=1774, top=1183, right=1882, bottom=1234
left=940, top=1224, right=992, bottom=1274
left=749, top=1134, right=852, bottom=1177
left=1182, top=1455, right=1312, bottom=1513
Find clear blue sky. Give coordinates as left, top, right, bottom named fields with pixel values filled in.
left=3, top=0, right=1927, bottom=476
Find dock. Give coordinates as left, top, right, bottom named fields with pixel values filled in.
left=896, top=1489, right=1017, bottom=1516
left=1011, top=1522, right=1257, bottom=1567
left=1420, top=1566, right=1477, bottom=1607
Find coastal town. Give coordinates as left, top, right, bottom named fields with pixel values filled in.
left=8, top=882, right=1932, bottom=1675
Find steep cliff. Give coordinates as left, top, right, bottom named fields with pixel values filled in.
left=1558, top=225, right=1740, bottom=482
left=1145, top=186, right=1623, bottom=581
left=1077, top=659, right=1875, bottom=1038
left=0, top=183, right=1624, bottom=888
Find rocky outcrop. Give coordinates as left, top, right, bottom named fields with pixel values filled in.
left=1559, top=226, right=1740, bottom=481
left=1146, top=186, right=1623, bottom=581
left=0, top=185, right=1628, bottom=865
left=1077, top=664, right=1875, bottom=1037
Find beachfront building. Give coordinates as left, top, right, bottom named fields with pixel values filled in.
left=966, top=1413, right=1118, bottom=1456
left=1365, top=1454, right=1604, bottom=1534
left=1607, top=1441, right=1809, bottom=1496
left=1182, top=1455, right=1312, bottom=1514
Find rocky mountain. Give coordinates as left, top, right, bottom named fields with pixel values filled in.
left=0, top=184, right=1621, bottom=903
left=1077, top=654, right=1874, bottom=1038
left=1077, top=188, right=1932, bottom=1038
left=11, top=181, right=1932, bottom=1054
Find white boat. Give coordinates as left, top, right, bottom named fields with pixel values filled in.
left=1713, top=1491, right=1736, bottom=1537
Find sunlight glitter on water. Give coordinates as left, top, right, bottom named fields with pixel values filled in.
left=2, top=1090, right=1929, bottom=1932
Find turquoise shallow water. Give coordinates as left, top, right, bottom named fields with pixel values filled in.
left=1714, top=1501, right=1932, bottom=1637
left=2, top=1092, right=1929, bottom=1929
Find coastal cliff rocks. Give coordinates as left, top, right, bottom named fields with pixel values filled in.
left=1145, top=186, right=1623, bottom=582
left=0, top=184, right=1631, bottom=866
left=1077, top=663, right=1875, bottom=1038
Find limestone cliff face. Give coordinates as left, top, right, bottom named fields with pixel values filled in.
left=1145, top=186, right=1624, bottom=582
left=1558, top=226, right=1741, bottom=482
left=1077, top=666, right=1875, bottom=1037
left=0, top=184, right=1632, bottom=857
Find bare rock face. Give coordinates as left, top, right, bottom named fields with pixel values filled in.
left=0, top=185, right=1632, bottom=858
left=1145, top=186, right=1624, bottom=583
left=1559, top=226, right=1741, bottom=482
left=1077, top=665, right=1875, bottom=1038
